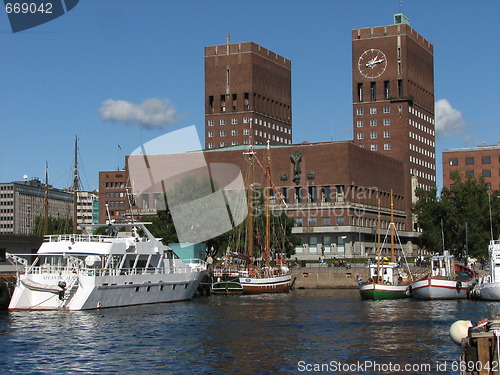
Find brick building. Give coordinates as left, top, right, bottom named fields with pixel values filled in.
left=442, top=144, right=500, bottom=191
left=205, top=40, right=292, bottom=150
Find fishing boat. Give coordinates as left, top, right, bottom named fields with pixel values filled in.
left=410, top=251, right=476, bottom=300
left=358, top=193, right=413, bottom=300
left=471, top=240, right=500, bottom=300
left=7, top=222, right=206, bottom=310
left=210, top=255, right=244, bottom=295
left=237, top=141, right=292, bottom=294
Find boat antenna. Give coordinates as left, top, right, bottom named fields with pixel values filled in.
left=73, top=136, right=80, bottom=233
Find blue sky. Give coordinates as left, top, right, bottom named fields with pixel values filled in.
left=1, top=0, right=499, bottom=191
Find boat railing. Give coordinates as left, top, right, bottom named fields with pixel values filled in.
left=44, top=234, right=116, bottom=243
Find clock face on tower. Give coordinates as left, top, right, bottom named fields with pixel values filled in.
left=358, top=49, right=387, bottom=79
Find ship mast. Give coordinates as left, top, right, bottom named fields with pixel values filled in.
left=390, top=189, right=395, bottom=263
left=264, top=141, right=271, bottom=267
left=72, top=136, right=80, bottom=233
left=243, top=119, right=255, bottom=269
left=43, top=161, right=49, bottom=235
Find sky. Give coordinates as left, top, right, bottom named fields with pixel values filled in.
left=1, top=0, right=499, bottom=192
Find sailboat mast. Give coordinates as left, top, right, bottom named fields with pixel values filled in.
left=390, top=189, right=395, bottom=262
left=73, top=136, right=80, bottom=233
left=248, top=156, right=254, bottom=267
left=43, top=161, right=49, bottom=235
left=265, top=141, right=271, bottom=267
left=376, top=198, right=381, bottom=283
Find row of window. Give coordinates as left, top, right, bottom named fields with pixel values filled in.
left=410, top=144, right=435, bottom=159
left=356, top=105, right=403, bottom=116
left=208, top=118, right=291, bottom=134
left=449, top=156, right=497, bottom=166
left=104, top=192, right=125, bottom=198
left=356, top=119, right=392, bottom=127
left=104, top=182, right=125, bottom=189
left=409, top=119, right=434, bottom=136
left=356, top=80, right=404, bottom=102
left=0, top=186, right=13, bottom=191
left=409, top=156, right=435, bottom=171
left=409, top=131, right=434, bottom=147
left=0, top=193, right=14, bottom=198
left=356, top=131, right=392, bottom=140
left=409, top=106, right=434, bottom=125
left=106, top=201, right=126, bottom=207
left=410, top=168, right=436, bottom=183
left=459, top=169, right=497, bottom=178
left=0, top=209, right=13, bottom=213
left=0, top=201, right=13, bottom=206
left=0, top=224, right=13, bottom=228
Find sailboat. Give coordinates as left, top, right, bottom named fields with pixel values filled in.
left=358, top=193, right=413, bottom=300
left=237, top=142, right=292, bottom=294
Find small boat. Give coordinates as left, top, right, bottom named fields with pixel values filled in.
left=7, top=222, right=206, bottom=310
left=410, top=252, right=476, bottom=300
left=358, top=261, right=411, bottom=300
left=239, top=266, right=292, bottom=294
left=359, top=193, right=412, bottom=300
left=470, top=240, right=500, bottom=300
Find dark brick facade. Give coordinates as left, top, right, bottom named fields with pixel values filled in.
left=205, top=42, right=292, bottom=150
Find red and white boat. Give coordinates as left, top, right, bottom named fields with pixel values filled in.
left=239, top=267, right=292, bottom=294
left=410, top=252, right=476, bottom=300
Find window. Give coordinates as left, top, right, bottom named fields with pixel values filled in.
left=357, top=83, right=363, bottom=102
left=231, top=129, right=237, bottom=136
left=232, top=94, right=237, bottom=110
left=220, top=130, right=226, bottom=137
left=231, top=141, right=238, bottom=146
left=483, top=170, right=491, bottom=177
left=449, top=158, right=458, bottom=166
left=220, top=95, right=226, bottom=112
left=465, top=157, right=474, bottom=165
left=243, top=129, right=250, bottom=135
left=308, top=217, right=317, bottom=226
left=370, top=144, right=378, bottom=151
left=208, top=143, right=214, bottom=149
left=384, top=143, right=391, bottom=150
left=466, top=170, right=474, bottom=178
left=231, top=118, right=238, bottom=125
left=243, top=117, right=249, bottom=124
left=357, top=108, right=364, bottom=115
left=220, top=142, right=226, bottom=147
left=397, top=79, right=403, bottom=98
left=383, top=106, right=390, bottom=113
left=208, top=131, right=214, bottom=138
left=482, top=156, right=491, bottom=164
left=295, top=187, right=302, bottom=203
left=357, top=133, right=364, bottom=140
left=281, top=187, right=289, bottom=203
left=337, top=216, right=345, bottom=226
left=370, top=120, right=377, bottom=126
left=308, top=186, right=317, bottom=203
left=485, top=183, right=492, bottom=190
left=384, top=81, right=390, bottom=99
left=370, top=107, right=377, bottom=114
left=208, top=120, right=214, bottom=126
left=295, top=218, right=303, bottom=227
left=322, top=217, right=331, bottom=226
left=356, top=120, right=364, bottom=127
left=383, top=119, right=391, bottom=126
left=321, top=186, right=331, bottom=202
left=370, top=132, right=377, bottom=139
left=383, top=131, right=391, bottom=138
left=220, top=119, right=226, bottom=125
left=370, top=82, right=376, bottom=101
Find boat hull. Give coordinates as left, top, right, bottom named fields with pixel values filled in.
left=211, top=278, right=244, bottom=295
left=239, top=273, right=292, bottom=294
left=473, top=282, right=500, bottom=301
left=9, top=271, right=206, bottom=311
left=358, top=283, right=409, bottom=300
left=410, top=277, right=473, bottom=300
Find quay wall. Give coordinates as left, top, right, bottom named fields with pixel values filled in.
left=291, top=264, right=369, bottom=289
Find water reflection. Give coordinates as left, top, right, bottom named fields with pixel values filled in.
left=0, top=290, right=492, bottom=374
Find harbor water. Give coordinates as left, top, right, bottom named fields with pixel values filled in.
left=0, top=289, right=493, bottom=374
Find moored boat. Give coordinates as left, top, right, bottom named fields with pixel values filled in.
left=470, top=240, right=500, bottom=300
left=410, top=252, right=476, bottom=300
left=211, top=265, right=244, bottom=295
left=7, top=222, right=206, bottom=310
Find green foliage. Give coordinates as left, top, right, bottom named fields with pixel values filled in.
left=33, top=215, right=73, bottom=235
left=413, top=175, right=500, bottom=257
left=140, top=194, right=178, bottom=245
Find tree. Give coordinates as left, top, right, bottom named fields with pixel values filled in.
left=413, top=174, right=500, bottom=257
left=33, top=215, right=73, bottom=236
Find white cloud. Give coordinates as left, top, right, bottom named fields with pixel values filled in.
left=435, top=99, right=467, bottom=138
left=100, top=98, right=180, bottom=129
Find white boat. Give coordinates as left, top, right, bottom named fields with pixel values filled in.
left=358, top=262, right=411, bottom=300
left=7, top=223, right=206, bottom=310
left=239, top=267, right=292, bottom=294
left=410, top=251, right=476, bottom=300
left=471, top=240, right=500, bottom=300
